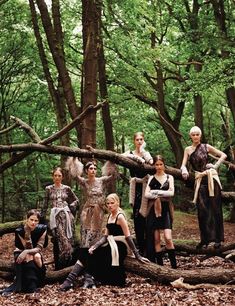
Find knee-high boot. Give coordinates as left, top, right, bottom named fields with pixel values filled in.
left=167, top=249, right=177, bottom=269
left=60, top=263, right=83, bottom=291
left=155, top=251, right=163, bottom=266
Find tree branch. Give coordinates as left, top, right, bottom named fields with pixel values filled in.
left=10, top=116, right=41, bottom=142
left=0, top=103, right=105, bottom=173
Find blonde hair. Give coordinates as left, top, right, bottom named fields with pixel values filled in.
left=133, top=131, right=144, bottom=140
left=106, top=193, right=120, bottom=206
left=189, top=126, right=202, bottom=135
left=106, top=193, right=126, bottom=216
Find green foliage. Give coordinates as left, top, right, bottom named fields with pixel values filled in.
left=0, top=0, right=234, bottom=221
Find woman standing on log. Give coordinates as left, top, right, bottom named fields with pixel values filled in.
left=43, top=167, right=79, bottom=270
left=1, top=209, right=48, bottom=295
left=144, top=155, right=176, bottom=268
left=60, top=193, right=149, bottom=291
left=123, top=132, right=153, bottom=256
left=181, top=126, right=227, bottom=249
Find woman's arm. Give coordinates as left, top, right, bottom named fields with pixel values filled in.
left=180, top=147, right=190, bottom=180
left=88, top=228, right=109, bottom=254
left=206, top=144, right=227, bottom=169
left=144, top=177, right=158, bottom=199
left=15, top=230, right=47, bottom=264
left=142, top=151, right=153, bottom=165
left=101, top=161, right=118, bottom=182
left=67, top=187, right=79, bottom=214
left=118, top=214, right=149, bottom=263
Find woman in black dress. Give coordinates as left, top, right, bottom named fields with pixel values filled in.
left=145, top=155, right=176, bottom=268
left=2, top=209, right=48, bottom=294
left=181, top=126, right=227, bottom=249
left=60, top=193, right=149, bottom=291
left=123, top=132, right=153, bottom=255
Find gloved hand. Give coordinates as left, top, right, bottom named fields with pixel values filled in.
left=88, top=235, right=108, bottom=254
left=145, top=190, right=158, bottom=200
left=181, top=166, right=189, bottom=180
left=131, top=155, right=145, bottom=164
left=125, top=236, right=150, bottom=263
left=206, top=163, right=216, bottom=170
left=140, top=141, right=146, bottom=153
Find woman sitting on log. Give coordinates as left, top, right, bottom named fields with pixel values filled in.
left=1, top=209, right=48, bottom=295
left=60, top=193, right=149, bottom=291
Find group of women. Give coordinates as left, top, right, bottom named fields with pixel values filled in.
left=1, top=126, right=227, bottom=294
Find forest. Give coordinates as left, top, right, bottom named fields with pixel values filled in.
left=0, top=0, right=235, bottom=305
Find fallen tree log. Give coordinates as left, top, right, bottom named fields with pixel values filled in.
left=0, top=256, right=235, bottom=285
left=174, top=242, right=235, bottom=256
left=0, top=221, right=24, bottom=237
left=124, top=257, right=235, bottom=285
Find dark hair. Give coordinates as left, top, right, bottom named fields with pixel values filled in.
left=26, top=209, right=41, bottom=220
left=153, top=154, right=165, bottom=165
left=52, top=167, right=63, bottom=176
left=84, top=161, right=97, bottom=173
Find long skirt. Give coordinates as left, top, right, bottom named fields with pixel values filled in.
left=78, top=242, right=127, bottom=287
left=197, top=178, right=224, bottom=244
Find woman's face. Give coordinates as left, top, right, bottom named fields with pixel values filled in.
left=134, top=135, right=144, bottom=149
left=155, top=159, right=165, bottom=173
left=87, top=164, right=97, bottom=177
left=190, top=132, right=201, bottom=144
left=107, top=197, right=118, bottom=213
left=53, top=170, right=63, bottom=184
left=26, top=214, right=39, bottom=231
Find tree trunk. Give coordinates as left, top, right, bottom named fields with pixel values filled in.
left=34, top=0, right=80, bottom=136
left=80, top=0, right=99, bottom=149
left=226, top=87, right=235, bottom=125
left=0, top=256, right=235, bottom=285
left=155, top=61, right=184, bottom=167
left=97, top=1, right=114, bottom=151
left=210, top=1, right=235, bottom=126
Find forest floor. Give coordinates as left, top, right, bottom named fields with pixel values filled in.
left=0, top=211, right=235, bottom=306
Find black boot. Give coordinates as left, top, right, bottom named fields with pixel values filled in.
left=82, top=272, right=96, bottom=289
left=155, top=252, right=163, bottom=266
left=60, top=263, right=83, bottom=291
left=167, top=249, right=177, bottom=269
